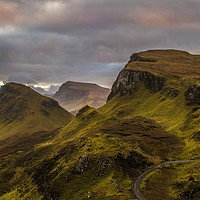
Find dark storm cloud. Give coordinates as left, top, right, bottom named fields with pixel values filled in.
left=8, top=73, right=38, bottom=84
left=1, top=0, right=200, bottom=87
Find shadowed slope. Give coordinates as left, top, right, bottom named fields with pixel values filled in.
left=0, top=82, right=74, bottom=156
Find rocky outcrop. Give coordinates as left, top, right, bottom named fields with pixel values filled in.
left=115, top=151, right=150, bottom=177
left=185, top=85, right=200, bottom=105
left=0, top=84, right=20, bottom=96
left=74, top=156, right=91, bottom=173
left=107, top=69, right=165, bottom=101
left=76, top=105, right=91, bottom=117
left=161, top=87, right=179, bottom=99
left=174, top=177, right=200, bottom=200
left=76, top=105, right=102, bottom=121
left=129, top=53, right=157, bottom=63
left=42, top=99, right=59, bottom=108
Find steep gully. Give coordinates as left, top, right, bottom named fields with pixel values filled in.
left=134, top=159, right=200, bottom=200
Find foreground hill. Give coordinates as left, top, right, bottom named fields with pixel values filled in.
left=1, top=50, right=200, bottom=200
left=105, top=49, right=200, bottom=199
left=53, top=81, right=110, bottom=114
left=0, top=83, right=74, bottom=156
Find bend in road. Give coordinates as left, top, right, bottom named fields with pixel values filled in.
left=134, top=159, right=200, bottom=200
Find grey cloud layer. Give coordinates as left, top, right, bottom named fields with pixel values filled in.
left=0, top=0, right=200, bottom=87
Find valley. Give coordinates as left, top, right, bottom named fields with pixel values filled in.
left=1, top=50, right=200, bottom=199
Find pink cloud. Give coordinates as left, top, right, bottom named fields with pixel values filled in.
left=0, top=1, right=19, bottom=25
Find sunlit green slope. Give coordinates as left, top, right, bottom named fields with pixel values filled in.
left=0, top=82, right=74, bottom=156
left=1, top=50, right=200, bottom=200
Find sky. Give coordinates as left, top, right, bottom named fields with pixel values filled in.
left=1, top=0, right=200, bottom=89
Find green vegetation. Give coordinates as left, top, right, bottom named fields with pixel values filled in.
left=126, top=49, right=200, bottom=81
left=0, top=83, right=73, bottom=140
left=1, top=50, right=200, bottom=199
left=141, top=165, right=177, bottom=200
left=0, top=83, right=74, bottom=157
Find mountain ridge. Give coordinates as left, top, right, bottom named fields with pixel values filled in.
left=1, top=50, right=200, bottom=199
left=53, top=81, right=110, bottom=114
left=0, top=82, right=74, bottom=157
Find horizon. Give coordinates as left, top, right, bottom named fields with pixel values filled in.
left=0, top=79, right=111, bottom=92
left=1, top=48, right=199, bottom=92
left=1, top=2, right=200, bottom=198
left=1, top=0, right=200, bottom=88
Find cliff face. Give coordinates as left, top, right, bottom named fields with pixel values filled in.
left=53, top=83, right=89, bottom=101
left=3, top=50, right=200, bottom=200
left=108, top=50, right=200, bottom=104
left=108, top=59, right=165, bottom=101
left=185, top=85, right=200, bottom=105
left=129, top=53, right=157, bottom=63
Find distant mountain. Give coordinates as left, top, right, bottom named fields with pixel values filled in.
left=30, top=85, right=47, bottom=94
left=3, top=50, right=200, bottom=200
left=53, top=81, right=110, bottom=114
left=0, top=82, right=74, bottom=157
left=30, top=84, right=60, bottom=96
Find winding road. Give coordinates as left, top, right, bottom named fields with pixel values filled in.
left=134, top=159, right=200, bottom=200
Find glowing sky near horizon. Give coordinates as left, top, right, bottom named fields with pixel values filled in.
left=0, top=0, right=200, bottom=88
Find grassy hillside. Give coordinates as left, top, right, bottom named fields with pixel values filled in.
left=126, top=49, right=200, bottom=81
left=110, top=49, right=200, bottom=199
left=1, top=50, right=200, bottom=200
left=0, top=103, right=182, bottom=199
left=0, top=83, right=74, bottom=156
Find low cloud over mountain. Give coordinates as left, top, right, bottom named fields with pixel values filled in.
left=1, top=0, right=200, bottom=87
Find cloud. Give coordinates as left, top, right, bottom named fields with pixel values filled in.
left=0, top=1, right=19, bottom=26
left=8, top=72, right=38, bottom=84
left=0, top=0, right=200, bottom=87
left=2, top=0, right=199, bottom=32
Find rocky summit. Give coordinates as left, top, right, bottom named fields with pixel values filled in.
left=108, top=49, right=200, bottom=101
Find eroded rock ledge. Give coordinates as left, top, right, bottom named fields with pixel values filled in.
left=107, top=69, right=165, bottom=101
left=185, top=85, right=200, bottom=105
left=129, top=53, right=157, bottom=63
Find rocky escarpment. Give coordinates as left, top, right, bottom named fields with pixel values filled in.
left=53, top=82, right=89, bottom=101
left=129, top=53, right=157, bottom=63
left=107, top=52, right=166, bottom=101
left=32, top=147, right=150, bottom=200
left=0, top=83, right=31, bottom=97
left=185, top=85, right=200, bottom=105
left=107, top=69, right=165, bottom=101
left=41, top=99, right=59, bottom=108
